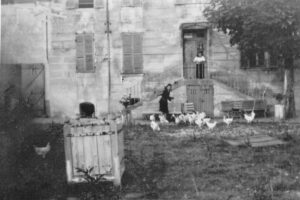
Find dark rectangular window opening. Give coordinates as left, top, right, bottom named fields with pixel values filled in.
left=79, top=0, right=94, bottom=8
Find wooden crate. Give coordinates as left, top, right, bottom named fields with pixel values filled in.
left=63, top=122, right=124, bottom=185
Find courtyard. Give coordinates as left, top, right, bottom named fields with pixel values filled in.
left=1, top=116, right=300, bottom=200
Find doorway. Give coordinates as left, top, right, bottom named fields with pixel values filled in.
left=182, top=28, right=207, bottom=79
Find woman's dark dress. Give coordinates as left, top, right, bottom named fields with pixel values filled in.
left=159, top=89, right=172, bottom=114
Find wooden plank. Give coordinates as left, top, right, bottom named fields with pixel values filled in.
left=224, top=135, right=286, bottom=147
left=64, top=125, right=73, bottom=182
left=71, top=137, right=80, bottom=176
left=89, top=136, right=100, bottom=175
left=83, top=136, right=94, bottom=173
left=97, top=135, right=112, bottom=174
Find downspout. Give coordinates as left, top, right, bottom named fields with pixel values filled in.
left=105, top=0, right=111, bottom=113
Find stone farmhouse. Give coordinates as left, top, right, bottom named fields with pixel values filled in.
left=1, top=0, right=300, bottom=119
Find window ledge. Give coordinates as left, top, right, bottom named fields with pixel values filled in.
left=121, top=73, right=144, bottom=77
left=241, top=67, right=279, bottom=72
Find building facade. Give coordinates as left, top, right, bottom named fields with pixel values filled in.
left=1, top=0, right=299, bottom=118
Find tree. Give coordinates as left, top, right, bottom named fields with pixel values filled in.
left=204, top=0, right=300, bottom=118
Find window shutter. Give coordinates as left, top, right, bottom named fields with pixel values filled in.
left=123, top=55, right=133, bottom=73
left=76, top=34, right=85, bottom=72
left=66, top=0, right=79, bottom=9
left=84, top=34, right=94, bottom=72
left=122, top=0, right=131, bottom=7
left=132, top=34, right=143, bottom=73
left=133, top=54, right=143, bottom=73
left=132, top=34, right=142, bottom=53
left=94, top=0, right=104, bottom=8
left=79, top=0, right=93, bottom=8
left=122, top=34, right=134, bottom=73
left=132, top=0, right=142, bottom=7
left=122, top=33, right=143, bottom=74
left=76, top=33, right=94, bottom=73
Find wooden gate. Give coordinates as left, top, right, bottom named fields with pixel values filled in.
left=186, top=80, right=214, bottom=116
left=64, top=122, right=124, bottom=185
left=21, top=64, right=45, bottom=116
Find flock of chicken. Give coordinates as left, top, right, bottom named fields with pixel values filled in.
left=150, top=110, right=256, bottom=132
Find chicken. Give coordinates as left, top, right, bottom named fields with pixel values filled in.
left=197, top=112, right=206, bottom=120
left=33, top=142, right=51, bottom=158
left=159, top=114, right=169, bottom=124
left=203, top=118, right=211, bottom=124
left=172, top=114, right=181, bottom=125
left=206, top=121, right=217, bottom=130
left=150, top=121, right=160, bottom=131
left=149, top=114, right=155, bottom=121
left=195, top=118, right=204, bottom=128
left=244, top=110, right=255, bottom=123
left=223, top=116, right=233, bottom=126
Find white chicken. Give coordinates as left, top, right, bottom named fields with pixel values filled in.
left=203, top=118, right=211, bottom=124
left=33, top=142, right=51, bottom=158
left=172, top=114, right=181, bottom=125
left=197, top=112, right=206, bottom=120
left=244, top=111, right=255, bottom=123
left=150, top=121, right=160, bottom=131
left=206, top=120, right=217, bottom=130
left=149, top=114, right=155, bottom=121
left=188, top=113, right=197, bottom=125
left=195, top=118, right=204, bottom=128
left=223, top=115, right=233, bottom=126
left=159, top=114, right=169, bottom=124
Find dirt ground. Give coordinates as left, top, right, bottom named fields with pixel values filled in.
left=1, top=120, right=300, bottom=200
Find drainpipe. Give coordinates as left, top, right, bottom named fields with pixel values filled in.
left=105, top=0, right=111, bottom=113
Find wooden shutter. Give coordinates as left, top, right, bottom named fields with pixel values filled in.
left=122, top=0, right=131, bottom=7
left=94, top=0, right=104, bottom=8
left=76, top=34, right=85, bottom=72
left=79, top=0, right=93, bottom=8
left=122, top=34, right=134, bottom=73
left=132, top=34, right=143, bottom=73
left=122, top=0, right=142, bottom=7
left=84, top=34, right=94, bottom=71
left=76, top=33, right=94, bottom=73
left=132, top=0, right=142, bottom=7
left=122, top=33, right=143, bottom=74
left=66, top=0, right=79, bottom=9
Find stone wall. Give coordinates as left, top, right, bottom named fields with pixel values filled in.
left=5, top=0, right=298, bottom=118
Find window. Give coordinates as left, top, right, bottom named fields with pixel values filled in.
left=175, top=0, right=209, bottom=5
left=122, top=0, right=142, bottom=7
left=122, top=33, right=143, bottom=74
left=241, top=50, right=279, bottom=69
left=76, top=33, right=95, bottom=73
left=66, top=0, right=103, bottom=9
left=79, top=0, right=93, bottom=8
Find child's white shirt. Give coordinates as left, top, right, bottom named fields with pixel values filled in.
left=193, top=56, right=206, bottom=63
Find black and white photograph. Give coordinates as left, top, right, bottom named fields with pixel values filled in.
left=1, top=0, right=300, bottom=199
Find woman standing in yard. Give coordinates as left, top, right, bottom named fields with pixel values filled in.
left=159, top=84, right=174, bottom=120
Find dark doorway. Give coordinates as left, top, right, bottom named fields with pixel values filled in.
left=182, top=28, right=208, bottom=79
left=79, top=102, right=95, bottom=118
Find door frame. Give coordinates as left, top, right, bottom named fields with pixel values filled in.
left=180, top=22, right=210, bottom=79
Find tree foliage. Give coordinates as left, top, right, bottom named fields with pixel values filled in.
left=204, top=0, right=300, bottom=61
left=204, top=0, right=300, bottom=118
